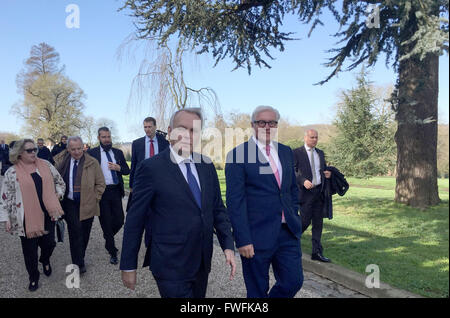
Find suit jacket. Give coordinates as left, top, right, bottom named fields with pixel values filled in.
left=51, top=143, right=66, bottom=157
left=120, top=148, right=234, bottom=281
left=88, top=146, right=130, bottom=198
left=225, top=139, right=302, bottom=250
left=37, top=146, right=55, bottom=165
left=0, top=144, right=10, bottom=175
left=293, top=145, right=327, bottom=204
left=129, top=134, right=169, bottom=189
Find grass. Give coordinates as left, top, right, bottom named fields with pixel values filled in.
left=124, top=160, right=449, bottom=297
left=218, top=171, right=448, bottom=298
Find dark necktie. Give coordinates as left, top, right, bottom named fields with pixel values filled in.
left=105, top=150, right=119, bottom=184
left=73, top=160, right=80, bottom=202
left=185, top=162, right=201, bottom=209
left=150, top=139, right=155, bottom=158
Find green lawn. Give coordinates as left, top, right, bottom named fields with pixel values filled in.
left=217, top=171, right=449, bottom=298
left=124, top=161, right=449, bottom=297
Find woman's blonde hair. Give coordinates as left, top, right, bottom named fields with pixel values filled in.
left=9, top=139, right=35, bottom=164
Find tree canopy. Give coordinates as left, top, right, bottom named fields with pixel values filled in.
left=121, top=0, right=448, bottom=79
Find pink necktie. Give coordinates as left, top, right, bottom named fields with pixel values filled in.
left=266, top=146, right=285, bottom=223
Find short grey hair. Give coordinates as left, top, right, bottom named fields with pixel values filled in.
left=251, top=105, right=280, bottom=122
left=9, top=139, right=35, bottom=164
left=169, top=107, right=203, bottom=128
left=67, top=136, right=84, bottom=146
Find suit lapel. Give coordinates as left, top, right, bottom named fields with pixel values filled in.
left=94, top=147, right=102, bottom=164
left=194, top=159, right=208, bottom=211
left=276, top=144, right=288, bottom=191
left=250, top=138, right=279, bottom=190
left=300, top=146, right=313, bottom=178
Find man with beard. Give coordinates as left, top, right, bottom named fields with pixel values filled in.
left=88, top=127, right=130, bottom=264
left=51, top=136, right=68, bottom=157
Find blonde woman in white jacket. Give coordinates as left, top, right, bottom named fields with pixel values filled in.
left=0, top=139, right=65, bottom=292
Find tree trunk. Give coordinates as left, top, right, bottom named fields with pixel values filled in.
left=394, top=51, right=440, bottom=208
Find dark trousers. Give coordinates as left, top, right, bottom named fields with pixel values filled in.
left=154, top=264, right=209, bottom=298
left=99, top=185, right=124, bottom=256
left=241, top=224, right=304, bottom=298
left=62, top=199, right=94, bottom=268
left=20, top=214, right=56, bottom=282
left=300, top=186, right=324, bottom=254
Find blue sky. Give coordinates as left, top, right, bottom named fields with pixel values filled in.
left=1, top=0, right=448, bottom=142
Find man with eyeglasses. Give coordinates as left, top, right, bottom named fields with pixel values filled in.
left=225, top=105, right=303, bottom=298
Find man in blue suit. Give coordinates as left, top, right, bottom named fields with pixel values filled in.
left=120, top=108, right=236, bottom=298
left=225, top=105, right=303, bottom=298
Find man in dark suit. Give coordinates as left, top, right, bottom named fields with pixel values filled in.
left=293, top=129, right=332, bottom=263
left=129, top=117, right=169, bottom=192
left=225, top=105, right=303, bottom=298
left=120, top=108, right=236, bottom=298
left=0, top=139, right=9, bottom=175
left=88, top=127, right=130, bottom=265
left=36, top=138, right=55, bottom=165
left=51, top=135, right=67, bottom=157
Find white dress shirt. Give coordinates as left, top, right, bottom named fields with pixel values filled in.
left=100, top=147, right=117, bottom=185
left=304, top=143, right=321, bottom=186
left=252, top=136, right=282, bottom=183
left=169, top=146, right=201, bottom=190
left=145, top=135, right=159, bottom=159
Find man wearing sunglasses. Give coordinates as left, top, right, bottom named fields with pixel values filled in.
left=225, top=105, right=303, bottom=298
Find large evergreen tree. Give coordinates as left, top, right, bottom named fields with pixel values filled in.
left=327, top=68, right=396, bottom=178
left=121, top=0, right=448, bottom=207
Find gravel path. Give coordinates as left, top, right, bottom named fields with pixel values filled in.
left=0, top=177, right=365, bottom=298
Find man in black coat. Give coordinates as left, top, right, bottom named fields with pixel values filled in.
left=51, top=135, right=68, bottom=157
left=0, top=139, right=10, bottom=175
left=36, top=138, right=55, bottom=165
left=120, top=108, right=235, bottom=298
left=293, top=129, right=332, bottom=263
left=88, top=127, right=130, bottom=265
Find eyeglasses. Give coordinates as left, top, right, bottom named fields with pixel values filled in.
left=253, top=120, right=278, bottom=128
left=24, top=148, right=38, bottom=154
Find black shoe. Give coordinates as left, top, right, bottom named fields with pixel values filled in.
left=43, top=263, right=52, bottom=277
left=79, top=265, right=87, bottom=274
left=311, top=253, right=332, bottom=263
left=110, top=255, right=118, bottom=265
left=28, top=280, right=39, bottom=292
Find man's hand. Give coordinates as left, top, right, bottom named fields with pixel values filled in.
left=303, top=180, right=314, bottom=189
left=108, top=162, right=121, bottom=171
left=238, top=244, right=255, bottom=259
left=324, top=170, right=332, bottom=179
left=224, top=249, right=236, bottom=280
left=121, top=270, right=137, bottom=290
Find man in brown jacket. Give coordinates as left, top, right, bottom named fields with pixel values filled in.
left=55, top=136, right=106, bottom=274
